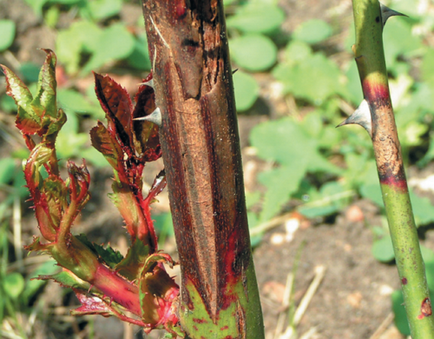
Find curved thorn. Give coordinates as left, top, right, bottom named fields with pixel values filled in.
left=380, top=3, right=407, bottom=27
left=337, top=99, right=372, bottom=136
left=133, top=107, right=162, bottom=127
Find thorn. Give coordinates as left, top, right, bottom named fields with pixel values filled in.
left=232, top=68, right=238, bottom=74
left=134, top=107, right=162, bottom=127
left=380, top=3, right=407, bottom=27
left=337, top=99, right=372, bottom=136
left=139, top=78, right=153, bottom=88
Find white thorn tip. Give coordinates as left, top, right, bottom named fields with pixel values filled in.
left=133, top=107, right=162, bottom=127
left=337, top=99, right=372, bottom=135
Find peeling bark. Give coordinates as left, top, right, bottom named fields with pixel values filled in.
left=142, top=1, right=264, bottom=337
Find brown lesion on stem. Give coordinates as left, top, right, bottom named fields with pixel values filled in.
left=143, top=0, right=252, bottom=320
left=355, top=55, right=407, bottom=191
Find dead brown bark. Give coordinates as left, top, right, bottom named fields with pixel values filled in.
left=142, top=1, right=263, bottom=335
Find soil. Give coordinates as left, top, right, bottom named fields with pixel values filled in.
left=1, top=1, right=431, bottom=339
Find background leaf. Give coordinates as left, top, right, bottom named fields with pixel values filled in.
left=226, top=3, right=285, bottom=34
left=230, top=34, right=277, bottom=72
left=0, top=20, right=16, bottom=51
left=233, top=71, right=259, bottom=111
left=292, top=19, right=333, bottom=44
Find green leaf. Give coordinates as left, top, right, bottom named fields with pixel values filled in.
left=298, top=182, right=351, bottom=218
left=19, top=63, right=42, bottom=83
left=372, top=235, right=395, bottom=263
left=0, top=20, right=16, bottom=51
left=22, top=259, right=58, bottom=302
left=93, top=243, right=124, bottom=269
left=246, top=191, right=261, bottom=209
left=292, top=19, right=333, bottom=44
left=230, top=34, right=277, bottom=72
left=392, top=290, right=411, bottom=336
left=87, top=0, right=122, bottom=21
left=58, top=89, right=103, bottom=119
left=383, top=19, right=423, bottom=70
left=258, top=162, right=307, bottom=222
left=247, top=212, right=263, bottom=247
left=23, top=0, right=48, bottom=17
left=0, top=94, right=17, bottom=112
left=283, top=40, right=312, bottom=65
left=32, top=50, right=57, bottom=119
left=410, top=191, right=434, bottom=226
left=343, top=61, right=363, bottom=105
left=0, top=158, right=16, bottom=185
left=250, top=117, right=338, bottom=174
left=233, top=71, right=259, bottom=111
left=273, top=52, right=343, bottom=104
left=4, top=272, right=25, bottom=299
left=80, top=147, right=108, bottom=168
left=56, top=21, right=103, bottom=74
left=226, top=4, right=285, bottom=34
left=82, top=23, right=135, bottom=74
left=127, top=35, right=152, bottom=71
left=360, top=183, right=383, bottom=208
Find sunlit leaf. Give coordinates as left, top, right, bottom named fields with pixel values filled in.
left=233, top=71, right=259, bottom=111
left=0, top=20, right=16, bottom=51
left=226, top=3, right=285, bottom=34
left=230, top=34, right=277, bottom=71
left=4, top=273, right=25, bottom=299
left=372, top=235, right=394, bottom=262
left=292, top=19, right=332, bottom=44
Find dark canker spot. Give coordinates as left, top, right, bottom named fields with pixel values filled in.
left=375, top=16, right=380, bottom=23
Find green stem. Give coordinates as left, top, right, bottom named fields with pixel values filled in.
left=351, top=0, right=434, bottom=337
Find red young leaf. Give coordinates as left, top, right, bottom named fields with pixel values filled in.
left=132, top=83, right=161, bottom=161
left=72, top=290, right=113, bottom=317
left=93, top=73, right=134, bottom=151
left=90, top=122, right=123, bottom=170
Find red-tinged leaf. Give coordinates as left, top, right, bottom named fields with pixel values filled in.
left=32, top=49, right=57, bottom=118
left=142, top=72, right=153, bottom=85
left=143, top=252, right=177, bottom=274
left=24, top=145, right=61, bottom=241
left=1, top=64, right=42, bottom=134
left=132, top=84, right=161, bottom=161
left=1, top=64, right=34, bottom=112
left=25, top=144, right=53, bottom=193
left=38, top=269, right=91, bottom=291
left=67, top=160, right=90, bottom=210
left=44, top=108, right=66, bottom=138
left=41, top=176, right=68, bottom=232
left=110, top=181, right=141, bottom=239
left=145, top=170, right=166, bottom=205
left=115, top=238, right=151, bottom=281
left=139, top=254, right=179, bottom=327
left=24, top=236, right=53, bottom=253
left=94, top=73, right=134, bottom=149
left=72, top=290, right=150, bottom=328
left=72, top=291, right=114, bottom=317
left=90, top=122, right=123, bottom=170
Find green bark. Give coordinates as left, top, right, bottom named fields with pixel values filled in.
left=349, top=0, right=434, bottom=337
